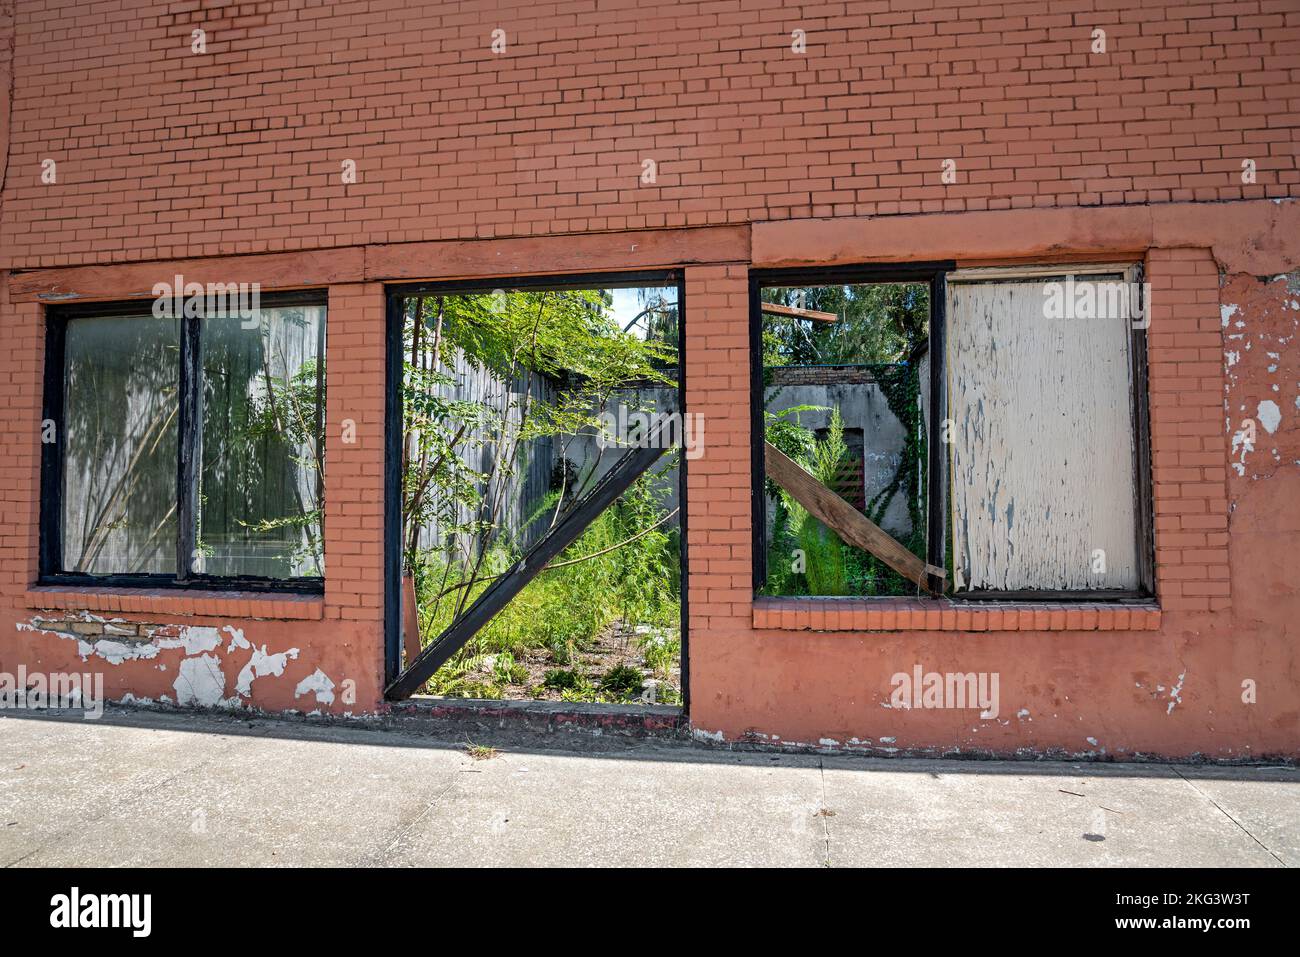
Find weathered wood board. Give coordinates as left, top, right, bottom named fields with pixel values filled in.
left=764, top=442, right=938, bottom=593
left=946, top=278, right=1139, bottom=591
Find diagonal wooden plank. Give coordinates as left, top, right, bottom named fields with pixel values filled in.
left=385, top=435, right=670, bottom=701
left=764, top=441, right=943, bottom=594
left=760, top=301, right=838, bottom=323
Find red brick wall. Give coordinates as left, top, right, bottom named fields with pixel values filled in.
left=1146, top=247, right=1231, bottom=613
left=2, top=1, right=1299, bottom=268
left=0, top=2, right=1297, bottom=757
left=687, top=249, right=1299, bottom=759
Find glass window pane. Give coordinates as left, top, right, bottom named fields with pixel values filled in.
left=62, top=314, right=180, bottom=574
left=197, top=304, right=326, bottom=578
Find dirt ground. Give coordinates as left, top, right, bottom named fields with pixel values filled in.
left=479, top=621, right=681, bottom=705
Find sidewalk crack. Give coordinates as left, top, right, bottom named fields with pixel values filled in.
left=1172, top=766, right=1286, bottom=867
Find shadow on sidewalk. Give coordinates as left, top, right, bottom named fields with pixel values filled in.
left=2, top=704, right=1296, bottom=781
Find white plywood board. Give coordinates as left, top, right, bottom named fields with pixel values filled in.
left=946, top=279, right=1140, bottom=591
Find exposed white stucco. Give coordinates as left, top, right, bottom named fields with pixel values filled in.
left=294, top=668, right=336, bottom=705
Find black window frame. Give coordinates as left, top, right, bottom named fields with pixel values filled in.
left=749, top=263, right=1156, bottom=603
left=382, top=270, right=689, bottom=699
left=40, top=289, right=329, bottom=594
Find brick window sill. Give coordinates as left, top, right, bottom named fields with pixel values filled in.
left=753, top=597, right=1161, bottom=632
left=24, top=585, right=325, bottom=621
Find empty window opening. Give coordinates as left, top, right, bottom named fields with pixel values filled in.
left=392, top=277, right=685, bottom=706
left=757, top=279, right=935, bottom=598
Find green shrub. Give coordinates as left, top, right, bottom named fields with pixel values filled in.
left=415, top=471, right=681, bottom=697
left=599, top=664, right=645, bottom=698
left=543, top=668, right=584, bottom=691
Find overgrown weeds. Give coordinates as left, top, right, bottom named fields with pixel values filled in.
left=415, top=473, right=681, bottom=703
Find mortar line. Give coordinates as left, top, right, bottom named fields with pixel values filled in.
left=1171, top=766, right=1286, bottom=867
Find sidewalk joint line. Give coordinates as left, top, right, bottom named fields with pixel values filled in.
left=1172, top=766, right=1286, bottom=867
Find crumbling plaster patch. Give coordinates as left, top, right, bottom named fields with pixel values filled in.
left=17, top=611, right=303, bottom=708
left=294, top=668, right=336, bottom=706
left=1221, top=272, right=1300, bottom=484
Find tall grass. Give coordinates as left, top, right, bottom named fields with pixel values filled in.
left=773, top=410, right=850, bottom=595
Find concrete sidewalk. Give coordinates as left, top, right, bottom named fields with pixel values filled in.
left=0, top=709, right=1294, bottom=868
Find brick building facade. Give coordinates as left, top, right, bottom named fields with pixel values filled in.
left=1, top=1, right=1297, bottom=758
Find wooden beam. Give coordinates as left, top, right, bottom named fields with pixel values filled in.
left=760, top=301, right=837, bottom=323
left=764, top=441, right=942, bottom=594
left=385, top=433, right=670, bottom=700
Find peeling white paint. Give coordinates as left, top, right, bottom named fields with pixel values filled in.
left=948, top=278, right=1139, bottom=590
left=1231, top=419, right=1256, bottom=475
left=235, top=645, right=300, bottom=697
left=1221, top=303, right=1238, bottom=328
left=1167, top=672, right=1186, bottom=715
left=156, top=625, right=222, bottom=656
left=220, top=625, right=301, bottom=698
left=691, top=727, right=725, bottom=744
left=173, top=654, right=227, bottom=708
left=18, top=618, right=160, bottom=664
left=1257, top=400, right=1281, bottom=434
left=294, top=668, right=336, bottom=705
left=19, top=615, right=309, bottom=711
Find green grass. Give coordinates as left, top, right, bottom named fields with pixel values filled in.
left=415, top=477, right=681, bottom=701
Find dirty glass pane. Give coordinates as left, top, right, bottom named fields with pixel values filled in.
left=759, top=283, right=931, bottom=597
left=197, top=304, right=326, bottom=578
left=62, top=314, right=180, bottom=574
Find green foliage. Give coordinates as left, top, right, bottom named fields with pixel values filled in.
left=416, top=471, right=680, bottom=699
left=599, top=664, right=645, bottom=698
left=640, top=629, right=679, bottom=677
left=492, top=652, right=529, bottom=685
left=774, top=409, right=850, bottom=596
left=761, top=283, right=929, bottom=365
left=762, top=403, right=823, bottom=499
left=762, top=400, right=925, bottom=598
left=809, top=408, right=847, bottom=487
left=401, top=287, right=683, bottom=701
left=401, top=289, right=675, bottom=574
left=543, top=668, right=585, bottom=691
left=759, top=281, right=931, bottom=599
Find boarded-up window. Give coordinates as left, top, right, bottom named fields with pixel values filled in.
left=946, top=271, right=1143, bottom=593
